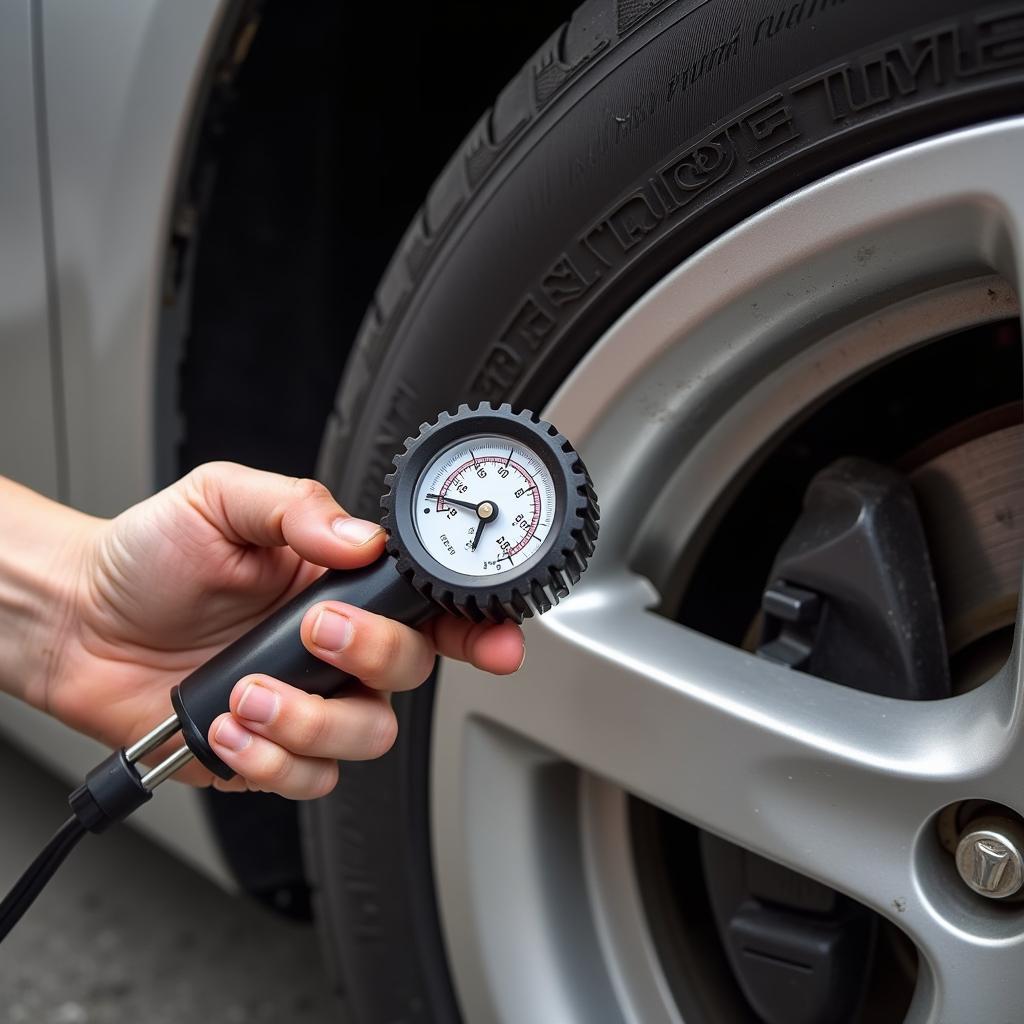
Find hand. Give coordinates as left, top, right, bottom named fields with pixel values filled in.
left=27, top=464, right=524, bottom=798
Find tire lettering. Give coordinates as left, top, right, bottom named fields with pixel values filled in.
left=667, top=25, right=740, bottom=100
left=470, top=342, right=525, bottom=402
left=357, top=380, right=418, bottom=515
left=753, top=0, right=847, bottom=48
left=603, top=191, right=663, bottom=250
left=540, top=253, right=602, bottom=306
left=468, top=6, right=1024, bottom=404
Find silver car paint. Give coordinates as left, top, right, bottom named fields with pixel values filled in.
left=0, top=0, right=231, bottom=885
left=0, top=0, right=62, bottom=499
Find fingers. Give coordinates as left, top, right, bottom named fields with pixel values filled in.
left=202, top=609, right=525, bottom=799
left=425, top=616, right=526, bottom=675
left=300, top=600, right=525, bottom=691
left=209, top=714, right=340, bottom=799
left=184, top=461, right=385, bottom=570
left=300, top=601, right=438, bottom=691
left=207, top=675, right=398, bottom=798
left=229, top=675, right=397, bottom=760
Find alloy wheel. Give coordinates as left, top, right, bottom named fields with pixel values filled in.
left=431, top=119, right=1024, bottom=1023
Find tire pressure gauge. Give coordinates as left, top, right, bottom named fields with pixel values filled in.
left=0, top=404, right=600, bottom=946
left=384, top=404, right=599, bottom=620
left=163, top=404, right=598, bottom=783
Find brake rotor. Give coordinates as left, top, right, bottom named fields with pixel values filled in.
left=910, top=414, right=1024, bottom=681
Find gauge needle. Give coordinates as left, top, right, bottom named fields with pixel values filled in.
left=426, top=493, right=479, bottom=513
left=471, top=519, right=486, bottom=551
left=426, top=492, right=498, bottom=551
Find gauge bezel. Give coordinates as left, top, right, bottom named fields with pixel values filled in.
left=381, top=404, right=598, bottom=622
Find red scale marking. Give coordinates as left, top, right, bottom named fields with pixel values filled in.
left=435, top=456, right=542, bottom=557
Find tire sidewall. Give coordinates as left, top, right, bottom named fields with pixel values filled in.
left=307, top=2, right=1024, bottom=1020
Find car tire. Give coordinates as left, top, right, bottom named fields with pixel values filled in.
left=303, top=1, right=1024, bottom=1020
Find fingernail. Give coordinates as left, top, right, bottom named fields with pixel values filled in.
left=214, top=718, right=252, bottom=752
left=312, top=608, right=354, bottom=652
left=237, top=680, right=278, bottom=724
left=332, top=517, right=384, bottom=545
left=517, top=643, right=527, bottom=671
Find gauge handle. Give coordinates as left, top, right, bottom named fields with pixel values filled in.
left=171, top=557, right=437, bottom=779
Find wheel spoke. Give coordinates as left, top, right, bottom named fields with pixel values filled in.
left=905, top=921, right=1024, bottom=1023
left=441, top=571, right=1019, bottom=918
left=439, top=573, right=1024, bottom=1018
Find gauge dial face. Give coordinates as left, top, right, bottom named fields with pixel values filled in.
left=413, top=433, right=556, bottom=577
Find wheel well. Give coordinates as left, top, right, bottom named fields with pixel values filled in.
left=157, top=0, right=576, bottom=914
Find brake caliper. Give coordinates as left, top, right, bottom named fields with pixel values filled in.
left=703, top=457, right=949, bottom=1024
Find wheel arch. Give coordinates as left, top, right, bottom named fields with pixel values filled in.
left=160, top=0, right=579, bottom=910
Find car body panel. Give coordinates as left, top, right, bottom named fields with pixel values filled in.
left=44, top=0, right=222, bottom=519
left=0, top=0, right=62, bottom=499
left=0, top=0, right=232, bottom=886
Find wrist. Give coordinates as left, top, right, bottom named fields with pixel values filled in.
left=0, top=478, right=102, bottom=708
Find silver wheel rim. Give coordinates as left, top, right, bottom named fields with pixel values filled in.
left=431, top=118, right=1024, bottom=1023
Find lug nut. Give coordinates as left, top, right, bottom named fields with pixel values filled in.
left=955, top=816, right=1024, bottom=900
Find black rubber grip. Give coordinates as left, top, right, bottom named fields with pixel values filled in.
left=171, top=558, right=436, bottom=779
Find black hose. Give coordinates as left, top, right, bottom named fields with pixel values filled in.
left=0, top=816, right=85, bottom=943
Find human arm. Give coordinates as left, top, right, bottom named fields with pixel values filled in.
left=0, top=467, right=524, bottom=798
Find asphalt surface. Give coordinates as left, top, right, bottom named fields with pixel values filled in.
left=0, top=741, right=343, bottom=1023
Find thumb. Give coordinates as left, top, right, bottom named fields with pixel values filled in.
left=183, top=462, right=385, bottom=569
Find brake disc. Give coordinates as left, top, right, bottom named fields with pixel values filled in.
left=911, top=417, right=1024, bottom=675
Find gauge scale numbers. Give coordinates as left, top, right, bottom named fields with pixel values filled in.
left=413, top=434, right=556, bottom=577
